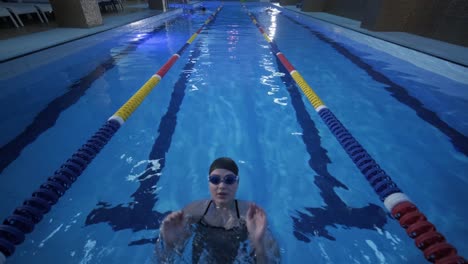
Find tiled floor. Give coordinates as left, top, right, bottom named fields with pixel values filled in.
left=0, top=17, right=57, bottom=40
left=0, top=1, right=164, bottom=62
left=0, top=2, right=467, bottom=67
left=0, top=3, right=158, bottom=40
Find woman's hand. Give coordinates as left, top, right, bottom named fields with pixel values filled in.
left=160, top=211, right=190, bottom=249
left=246, top=203, right=267, bottom=249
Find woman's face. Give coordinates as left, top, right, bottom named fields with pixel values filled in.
left=208, top=168, right=239, bottom=207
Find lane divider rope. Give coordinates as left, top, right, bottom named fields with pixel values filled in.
left=244, top=6, right=465, bottom=264
left=0, top=6, right=223, bottom=261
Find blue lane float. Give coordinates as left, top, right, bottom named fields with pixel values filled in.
left=318, top=108, right=401, bottom=201
left=245, top=6, right=466, bottom=264
left=0, top=120, right=120, bottom=257
left=0, top=6, right=223, bottom=261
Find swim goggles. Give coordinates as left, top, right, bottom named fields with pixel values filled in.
left=208, top=174, right=238, bottom=185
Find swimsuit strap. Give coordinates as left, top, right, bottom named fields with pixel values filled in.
left=202, top=200, right=240, bottom=218
left=235, top=200, right=240, bottom=219
left=202, top=200, right=213, bottom=217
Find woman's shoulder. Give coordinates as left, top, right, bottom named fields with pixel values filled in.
left=182, top=199, right=211, bottom=220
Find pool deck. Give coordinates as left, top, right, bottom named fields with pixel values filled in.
left=0, top=3, right=165, bottom=63
left=0, top=2, right=467, bottom=67
left=281, top=5, right=468, bottom=67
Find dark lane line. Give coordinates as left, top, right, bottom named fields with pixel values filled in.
left=0, top=20, right=176, bottom=174
left=84, top=35, right=206, bottom=246
left=281, top=14, right=468, bottom=156
left=249, top=10, right=386, bottom=242
left=274, top=55, right=387, bottom=242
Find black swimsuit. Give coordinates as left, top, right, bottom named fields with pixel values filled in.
left=192, top=200, right=249, bottom=263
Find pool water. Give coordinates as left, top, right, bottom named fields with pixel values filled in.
left=0, top=2, right=467, bottom=263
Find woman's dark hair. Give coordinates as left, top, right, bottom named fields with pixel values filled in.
left=209, top=157, right=239, bottom=175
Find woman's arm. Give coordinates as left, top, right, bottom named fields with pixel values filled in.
left=245, top=203, right=280, bottom=263
left=155, top=200, right=209, bottom=261
left=182, top=199, right=210, bottom=224
left=253, top=228, right=280, bottom=264
left=155, top=210, right=190, bottom=262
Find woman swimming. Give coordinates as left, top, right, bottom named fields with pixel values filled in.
left=156, top=157, right=280, bottom=263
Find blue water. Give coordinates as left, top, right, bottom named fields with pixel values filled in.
left=0, top=2, right=467, bottom=263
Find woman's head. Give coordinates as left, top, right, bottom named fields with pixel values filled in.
left=208, top=157, right=239, bottom=207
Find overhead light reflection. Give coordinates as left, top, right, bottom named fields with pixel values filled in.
left=129, top=20, right=145, bottom=27
left=267, top=8, right=280, bottom=40
left=129, top=33, right=148, bottom=42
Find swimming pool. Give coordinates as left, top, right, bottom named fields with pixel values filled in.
left=0, top=1, right=467, bottom=263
